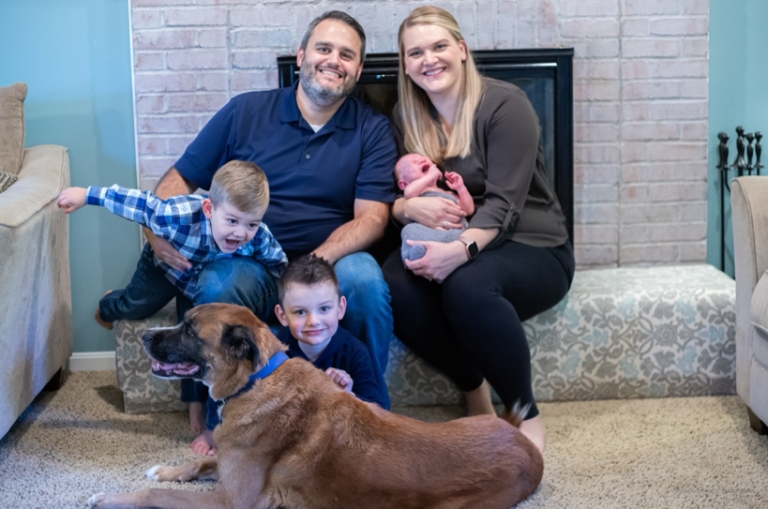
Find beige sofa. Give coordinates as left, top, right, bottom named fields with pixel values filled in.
left=0, top=81, right=72, bottom=439
left=731, top=176, right=768, bottom=434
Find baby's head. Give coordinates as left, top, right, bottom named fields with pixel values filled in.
left=275, top=255, right=347, bottom=346
left=202, top=160, right=269, bottom=253
left=395, top=153, right=441, bottom=190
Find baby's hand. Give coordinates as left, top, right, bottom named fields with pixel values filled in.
left=443, top=172, right=465, bottom=191
left=325, top=368, right=353, bottom=392
left=57, top=187, right=88, bottom=214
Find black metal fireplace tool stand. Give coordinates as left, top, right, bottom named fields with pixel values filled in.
left=717, top=126, right=764, bottom=271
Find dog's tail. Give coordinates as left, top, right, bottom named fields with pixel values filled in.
left=501, top=401, right=531, bottom=428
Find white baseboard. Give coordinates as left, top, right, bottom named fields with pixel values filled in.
left=68, top=351, right=116, bottom=371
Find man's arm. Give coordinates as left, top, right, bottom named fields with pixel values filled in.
left=145, top=167, right=198, bottom=270
left=311, top=199, right=389, bottom=264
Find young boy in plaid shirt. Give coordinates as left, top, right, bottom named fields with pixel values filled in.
left=58, top=160, right=288, bottom=453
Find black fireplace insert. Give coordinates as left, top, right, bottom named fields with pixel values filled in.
left=277, top=48, right=574, bottom=241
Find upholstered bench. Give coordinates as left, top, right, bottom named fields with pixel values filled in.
left=115, top=264, right=736, bottom=413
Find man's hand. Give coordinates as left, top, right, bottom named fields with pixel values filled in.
left=57, top=187, right=87, bottom=214
left=145, top=230, right=192, bottom=271
left=325, top=367, right=354, bottom=392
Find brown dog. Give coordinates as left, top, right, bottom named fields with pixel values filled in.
left=87, top=303, right=543, bottom=509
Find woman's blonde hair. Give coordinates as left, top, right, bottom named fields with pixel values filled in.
left=397, top=6, right=484, bottom=164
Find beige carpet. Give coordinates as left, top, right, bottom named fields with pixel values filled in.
left=1, top=372, right=767, bottom=509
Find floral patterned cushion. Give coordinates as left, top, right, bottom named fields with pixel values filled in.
left=116, top=264, right=736, bottom=413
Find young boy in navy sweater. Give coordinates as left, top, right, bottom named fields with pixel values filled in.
left=274, top=254, right=390, bottom=409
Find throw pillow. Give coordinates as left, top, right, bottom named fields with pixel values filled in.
left=0, top=171, right=18, bottom=193
left=0, top=82, right=28, bottom=176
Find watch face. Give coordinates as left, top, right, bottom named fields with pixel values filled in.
left=467, top=241, right=479, bottom=258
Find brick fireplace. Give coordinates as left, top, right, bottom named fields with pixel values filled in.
left=129, top=0, right=709, bottom=268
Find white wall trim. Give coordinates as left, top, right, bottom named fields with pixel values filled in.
left=69, top=351, right=116, bottom=371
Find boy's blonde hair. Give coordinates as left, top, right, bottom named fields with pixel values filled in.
left=209, top=160, right=269, bottom=213
left=397, top=6, right=484, bottom=165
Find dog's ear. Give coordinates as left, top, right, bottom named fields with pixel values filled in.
left=221, top=324, right=260, bottom=366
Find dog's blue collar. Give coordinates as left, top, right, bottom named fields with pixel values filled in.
left=225, top=351, right=289, bottom=402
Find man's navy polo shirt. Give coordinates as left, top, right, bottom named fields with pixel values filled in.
left=174, top=83, right=397, bottom=259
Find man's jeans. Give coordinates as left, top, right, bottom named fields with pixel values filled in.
left=180, top=251, right=394, bottom=426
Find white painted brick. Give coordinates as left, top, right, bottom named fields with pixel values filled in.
left=575, top=224, right=619, bottom=244
left=620, top=244, right=678, bottom=264
left=620, top=222, right=706, bottom=243
left=646, top=101, right=708, bottom=120
left=132, top=0, right=193, bottom=6
left=621, top=19, right=648, bottom=37
left=680, top=38, right=708, bottom=57
left=682, top=0, right=709, bottom=15
left=621, top=143, right=649, bottom=163
left=622, top=39, right=679, bottom=58
left=232, top=50, right=280, bottom=69
left=134, top=52, right=164, bottom=71
left=575, top=144, right=621, bottom=164
left=560, top=0, right=619, bottom=17
left=568, top=39, right=620, bottom=58
left=622, top=162, right=707, bottom=182
left=560, top=19, right=619, bottom=38
left=647, top=142, right=707, bottom=163
left=133, top=30, right=195, bottom=50
left=166, top=50, right=228, bottom=71
left=650, top=17, right=708, bottom=36
left=574, top=165, right=621, bottom=184
left=165, top=8, right=228, bottom=26
left=622, top=122, right=681, bottom=141
left=495, top=1, right=517, bottom=49
left=621, top=203, right=681, bottom=224
left=623, top=81, right=682, bottom=101
left=575, top=245, right=618, bottom=267
left=574, top=59, right=620, bottom=80
left=621, top=60, right=649, bottom=80
left=139, top=156, right=180, bottom=178
left=575, top=123, right=620, bottom=143
left=575, top=203, right=619, bottom=223
left=138, top=115, right=200, bottom=134
left=680, top=202, right=708, bottom=222
left=680, top=78, right=708, bottom=99
left=679, top=241, right=707, bottom=261
left=167, top=93, right=229, bottom=112
left=137, top=136, right=168, bottom=156
left=574, top=80, right=620, bottom=101
left=476, top=1, right=496, bottom=49
left=135, top=94, right=165, bottom=114
left=197, top=29, right=228, bottom=48
left=131, top=9, right=162, bottom=29
left=197, top=73, right=230, bottom=92
left=231, top=69, right=278, bottom=92
left=574, top=102, right=621, bottom=123
left=681, top=122, right=708, bottom=140
left=233, top=28, right=294, bottom=49
left=574, top=183, right=619, bottom=203
left=647, top=181, right=708, bottom=201
left=622, top=0, right=680, bottom=16
left=620, top=183, right=649, bottom=202
left=134, top=73, right=196, bottom=93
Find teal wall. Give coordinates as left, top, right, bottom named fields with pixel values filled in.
left=708, top=0, right=768, bottom=277
left=0, top=0, right=140, bottom=352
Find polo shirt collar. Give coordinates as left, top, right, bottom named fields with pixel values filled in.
left=280, top=81, right=356, bottom=131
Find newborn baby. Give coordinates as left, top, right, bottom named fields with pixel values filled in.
left=395, top=153, right=475, bottom=265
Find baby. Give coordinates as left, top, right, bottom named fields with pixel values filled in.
left=395, top=153, right=475, bottom=264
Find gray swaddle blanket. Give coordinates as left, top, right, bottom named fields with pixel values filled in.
left=401, top=190, right=469, bottom=265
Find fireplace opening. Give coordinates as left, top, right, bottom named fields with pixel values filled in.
left=278, top=48, right=574, bottom=241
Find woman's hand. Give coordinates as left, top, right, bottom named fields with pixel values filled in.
left=405, top=240, right=467, bottom=282
left=403, top=196, right=466, bottom=230
left=145, top=229, right=192, bottom=271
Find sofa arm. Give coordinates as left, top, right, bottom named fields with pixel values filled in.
left=0, top=144, right=69, bottom=228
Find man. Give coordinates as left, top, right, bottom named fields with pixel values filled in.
left=143, top=11, right=397, bottom=454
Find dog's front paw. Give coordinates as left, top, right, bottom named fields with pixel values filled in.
left=85, top=493, right=106, bottom=508
left=146, top=464, right=196, bottom=482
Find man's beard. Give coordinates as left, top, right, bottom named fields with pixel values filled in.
left=298, top=60, right=355, bottom=107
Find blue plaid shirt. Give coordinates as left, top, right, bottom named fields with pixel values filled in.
left=86, top=185, right=288, bottom=299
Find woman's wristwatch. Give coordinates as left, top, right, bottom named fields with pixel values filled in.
left=458, top=238, right=479, bottom=259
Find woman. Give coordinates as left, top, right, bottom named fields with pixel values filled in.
left=383, top=6, right=575, bottom=454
